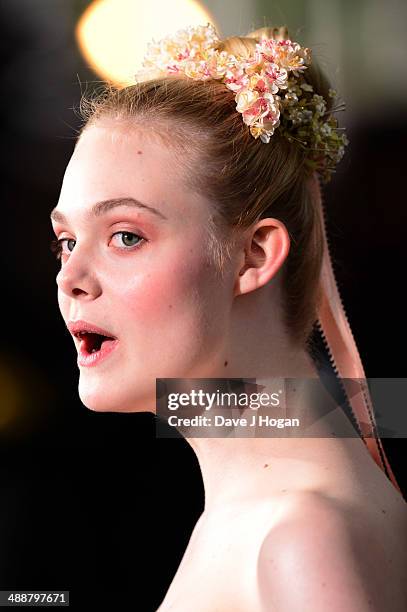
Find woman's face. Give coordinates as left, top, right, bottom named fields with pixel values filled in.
left=51, top=123, right=234, bottom=412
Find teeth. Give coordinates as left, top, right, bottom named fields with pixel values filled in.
left=75, top=331, right=90, bottom=340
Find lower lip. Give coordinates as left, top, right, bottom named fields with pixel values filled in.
left=77, top=338, right=119, bottom=367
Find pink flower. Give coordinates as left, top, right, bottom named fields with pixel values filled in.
left=224, top=69, right=249, bottom=93
left=136, top=23, right=348, bottom=181
left=258, top=39, right=278, bottom=63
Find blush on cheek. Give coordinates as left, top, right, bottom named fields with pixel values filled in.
left=125, top=262, right=203, bottom=321
left=121, top=253, right=224, bottom=371
left=126, top=246, right=214, bottom=320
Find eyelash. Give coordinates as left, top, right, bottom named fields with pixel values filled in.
left=49, top=231, right=146, bottom=260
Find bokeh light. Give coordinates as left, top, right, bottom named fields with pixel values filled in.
left=75, top=0, right=219, bottom=86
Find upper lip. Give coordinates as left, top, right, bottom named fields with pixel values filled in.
left=67, top=319, right=117, bottom=339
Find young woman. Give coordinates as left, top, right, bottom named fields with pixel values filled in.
left=50, top=23, right=406, bottom=611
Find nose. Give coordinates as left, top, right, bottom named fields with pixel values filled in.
left=56, top=249, right=101, bottom=299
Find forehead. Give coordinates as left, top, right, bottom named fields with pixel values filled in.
left=57, top=124, right=207, bottom=222
left=66, top=125, right=181, bottom=198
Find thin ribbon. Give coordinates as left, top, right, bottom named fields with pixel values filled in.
left=309, top=172, right=403, bottom=496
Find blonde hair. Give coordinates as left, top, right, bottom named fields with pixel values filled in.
left=77, top=25, right=336, bottom=348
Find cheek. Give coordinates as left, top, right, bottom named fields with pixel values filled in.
left=57, top=289, right=69, bottom=316
left=115, top=247, right=220, bottom=331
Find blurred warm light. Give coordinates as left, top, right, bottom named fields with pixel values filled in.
left=0, top=361, right=24, bottom=430
left=76, top=0, right=219, bottom=87
left=0, top=354, right=54, bottom=438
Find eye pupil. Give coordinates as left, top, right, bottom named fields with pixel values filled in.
left=122, top=232, right=139, bottom=247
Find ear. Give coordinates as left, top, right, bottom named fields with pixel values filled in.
left=233, top=218, right=290, bottom=297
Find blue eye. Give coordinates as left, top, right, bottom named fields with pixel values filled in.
left=111, top=231, right=144, bottom=249
left=49, top=238, right=75, bottom=260
left=49, top=231, right=146, bottom=260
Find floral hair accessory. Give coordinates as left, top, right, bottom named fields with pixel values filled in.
left=135, top=23, right=349, bottom=183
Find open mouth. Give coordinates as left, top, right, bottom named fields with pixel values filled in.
left=75, top=331, right=116, bottom=354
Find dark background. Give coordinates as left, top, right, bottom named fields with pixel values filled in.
left=1, top=2, right=406, bottom=610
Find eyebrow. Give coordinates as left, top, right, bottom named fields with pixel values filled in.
left=50, top=197, right=167, bottom=223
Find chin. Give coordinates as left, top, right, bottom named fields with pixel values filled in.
left=78, top=379, right=156, bottom=413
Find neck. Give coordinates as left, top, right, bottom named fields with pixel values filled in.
left=183, top=370, right=362, bottom=514
left=180, top=282, right=362, bottom=513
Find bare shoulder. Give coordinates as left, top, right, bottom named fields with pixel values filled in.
left=256, top=490, right=407, bottom=612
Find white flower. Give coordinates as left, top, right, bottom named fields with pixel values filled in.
left=236, top=89, right=259, bottom=113
left=320, top=123, right=332, bottom=137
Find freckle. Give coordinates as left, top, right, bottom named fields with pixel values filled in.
left=224, top=360, right=228, bottom=367
left=264, top=464, right=268, bottom=468
left=381, top=509, right=386, bottom=514
left=321, top=582, right=326, bottom=587
left=137, top=150, right=143, bottom=154
left=168, top=304, right=173, bottom=309
left=281, top=489, right=287, bottom=493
